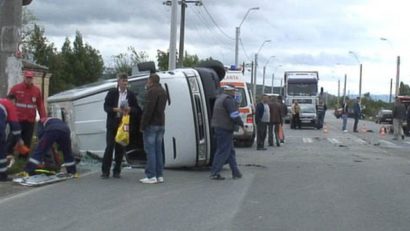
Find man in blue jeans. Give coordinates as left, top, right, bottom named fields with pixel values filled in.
left=140, top=74, right=167, bottom=184
left=210, top=85, right=244, bottom=180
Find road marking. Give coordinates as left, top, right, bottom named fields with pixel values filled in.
left=405, top=141, right=410, bottom=145
left=327, top=138, right=341, bottom=144
left=355, top=138, right=367, bottom=144
left=379, top=140, right=399, bottom=148
left=303, top=137, right=313, bottom=143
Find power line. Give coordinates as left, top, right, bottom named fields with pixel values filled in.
left=200, top=3, right=235, bottom=41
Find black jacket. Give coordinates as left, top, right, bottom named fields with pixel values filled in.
left=141, top=83, right=167, bottom=130
left=104, top=88, right=141, bottom=132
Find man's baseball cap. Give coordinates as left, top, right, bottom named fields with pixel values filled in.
left=24, top=71, right=34, bottom=78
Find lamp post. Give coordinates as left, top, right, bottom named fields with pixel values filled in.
left=348, top=51, right=362, bottom=100
left=253, top=39, right=271, bottom=104
left=262, top=56, right=275, bottom=94
left=235, top=7, right=259, bottom=67
left=271, top=64, right=282, bottom=94
left=380, top=37, right=400, bottom=97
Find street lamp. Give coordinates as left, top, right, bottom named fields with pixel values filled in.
left=380, top=37, right=400, bottom=97
left=271, top=64, right=282, bottom=94
left=235, top=7, right=259, bottom=67
left=348, top=51, right=362, bottom=100
left=262, top=56, right=275, bottom=94
left=253, top=39, right=271, bottom=104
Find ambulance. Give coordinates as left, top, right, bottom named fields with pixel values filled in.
left=220, top=68, right=255, bottom=147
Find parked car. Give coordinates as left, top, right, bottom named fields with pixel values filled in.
left=375, top=109, right=393, bottom=124
left=298, top=104, right=317, bottom=128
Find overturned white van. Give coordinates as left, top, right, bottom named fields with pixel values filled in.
left=47, top=62, right=224, bottom=168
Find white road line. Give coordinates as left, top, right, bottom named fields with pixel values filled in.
left=355, top=138, right=367, bottom=144
left=303, top=137, right=313, bottom=143
left=379, top=140, right=399, bottom=148
left=327, top=138, right=341, bottom=144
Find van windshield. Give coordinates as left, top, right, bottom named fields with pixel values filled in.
left=236, top=88, right=248, bottom=107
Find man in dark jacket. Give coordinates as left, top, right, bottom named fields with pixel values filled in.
left=392, top=97, right=406, bottom=140
left=352, top=97, right=361, bottom=132
left=101, top=73, right=140, bottom=179
left=255, top=95, right=270, bottom=150
left=139, top=73, right=168, bottom=184
left=268, top=97, right=282, bottom=147
left=210, top=85, right=244, bottom=180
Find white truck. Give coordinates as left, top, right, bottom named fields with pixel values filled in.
left=47, top=62, right=224, bottom=168
left=283, top=71, right=319, bottom=124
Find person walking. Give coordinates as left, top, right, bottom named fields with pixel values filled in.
left=291, top=101, right=301, bottom=129
left=255, top=95, right=270, bottom=150
left=316, top=99, right=326, bottom=129
left=269, top=97, right=282, bottom=147
left=139, top=73, right=168, bottom=184
left=392, top=97, right=406, bottom=140
left=7, top=70, right=47, bottom=157
left=0, top=95, right=23, bottom=181
left=210, top=85, right=244, bottom=180
left=101, top=73, right=140, bottom=179
left=353, top=97, right=361, bottom=132
left=278, top=96, right=287, bottom=143
left=341, top=100, right=349, bottom=132
left=23, top=118, right=77, bottom=176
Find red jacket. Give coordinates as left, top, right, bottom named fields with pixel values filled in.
left=9, top=82, right=46, bottom=122
left=0, top=98, right=22, bottom=137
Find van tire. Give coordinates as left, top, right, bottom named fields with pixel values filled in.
left=196, top=60, right=226, bottom=81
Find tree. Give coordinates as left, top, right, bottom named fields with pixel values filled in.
left=399, top=81, right=410, bottom=95
left=112, top=46, right=149, bottom=75
left=156, top=49, right=169, bottom=71
left=25, top=27, right=104, bottom=94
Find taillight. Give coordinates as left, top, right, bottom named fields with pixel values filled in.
left=246, top=114, right=253, bottom=123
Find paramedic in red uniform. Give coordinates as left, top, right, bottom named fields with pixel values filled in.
left=0, top=95, right=23, bottom=181
left=7, top=70, right=47, bottom=156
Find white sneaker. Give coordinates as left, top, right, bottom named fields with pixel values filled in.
left=139, top=177, right=157, bottom=184
left=343, top=130, right=348, bottom=133
left=157, top=177, right=164, bottom=183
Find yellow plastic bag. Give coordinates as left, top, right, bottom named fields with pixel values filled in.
left=115, top=115, right=130, bottom=146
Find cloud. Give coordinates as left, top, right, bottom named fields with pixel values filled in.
left=26, top=0, right=410, bottom=94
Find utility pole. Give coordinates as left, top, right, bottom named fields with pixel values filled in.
left=177, top=0, right=202, bottom=68
left=167, top=0, right=178, bottom=70
left=0, top=0, right=23, bottom=96
left=337, top=79, right=340, bottom=105
left=395, top=55, right=400, bottom=96
left=343, top=74, right=347, bottom=103
left=164, top=0, right=201, bottom=68
left=389, top=78, right=393, bottom=103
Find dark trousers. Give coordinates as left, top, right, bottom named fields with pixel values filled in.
left=291, top=114, right=301, bottom=129
left=316, top=111, right=325, bottom=129
left=25, top=129, right=76, bottom=174
left=102, top=121, right=125, bottom=175
left=6, top=121, right=34, bottom=154
left=256, top=122, right=268, bottom=148
left=268, top=122, right=281, bottom=146
left=353, top=116, right=359, bottom=132
left=210, top=128, right=240, bottom=177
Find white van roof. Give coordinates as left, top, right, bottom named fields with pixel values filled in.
left=48, top=73, right=149, bottom=103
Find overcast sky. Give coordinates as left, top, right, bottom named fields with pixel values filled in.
left=27, top=0, right=410, bottom=95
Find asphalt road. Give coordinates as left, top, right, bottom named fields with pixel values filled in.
left=1, top=112, right=410, bottom=231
